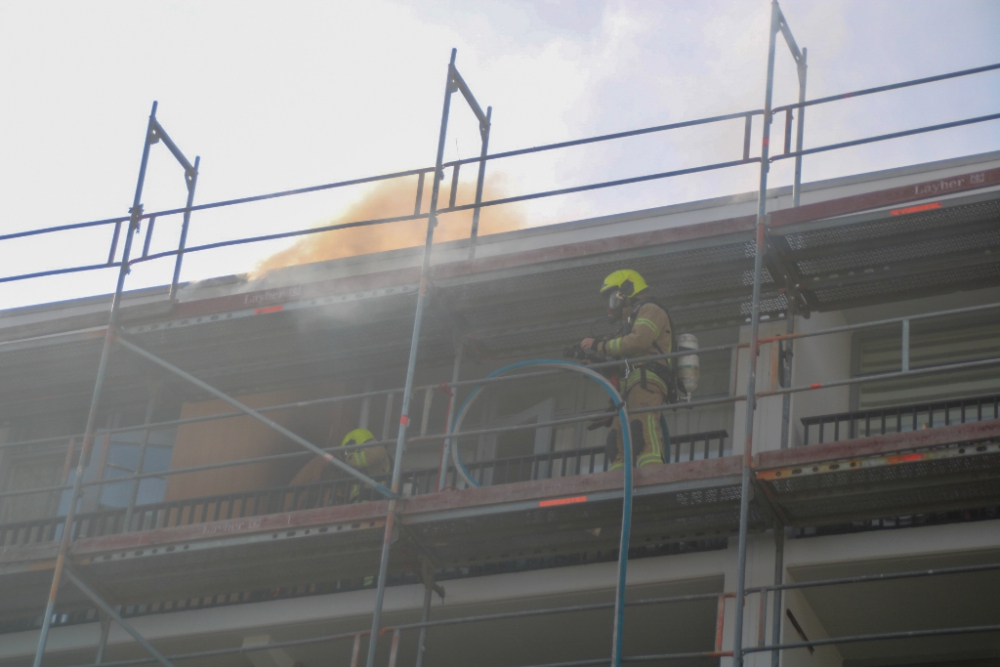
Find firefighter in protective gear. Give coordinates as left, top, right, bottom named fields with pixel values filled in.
left=289, top=428, right=390, bottom=504
left=580, top=269, right=672, bottom=470
left=340, top=428, right=390, bottom=476
left=340, top=428, right=390, bottom=503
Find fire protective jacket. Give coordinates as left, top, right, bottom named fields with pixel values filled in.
left=289, top=443, right=390, bottom=486
left=596, top=300, right=673, bottom=361
left=344, top=444, right=390, bottom=476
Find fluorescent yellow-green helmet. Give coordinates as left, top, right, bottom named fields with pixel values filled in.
left=600, top=270, right=649, bottom=318
left=600, top=270, right=649, bottom=297
left=342, top=428, right=375, bottom=448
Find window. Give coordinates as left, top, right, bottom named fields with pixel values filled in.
left=476, top=398, right=555, bottom=485
left=853, top=317, right=1000, bottom=410
left=63, top=425, right=177, bottom=515
left=0, top=448, right=66, bottom=524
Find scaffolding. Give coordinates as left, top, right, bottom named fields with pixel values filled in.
left=2, top=1, right=1000, bottom=665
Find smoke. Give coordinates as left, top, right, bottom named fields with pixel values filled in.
left=252, top=174, right=524, bottom=276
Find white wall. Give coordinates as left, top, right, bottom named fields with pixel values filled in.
left=780, top=588, right=844, bottom=667
left=731, top=309, right=856, bottom=454
left=787, top=311, right=853, bottom=448
left=732, top=320, right=788, bottom=455
left=720, top=531, right=844, bottom=667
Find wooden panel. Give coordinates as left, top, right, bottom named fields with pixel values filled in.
left=165, top=382, right=348, bottom=501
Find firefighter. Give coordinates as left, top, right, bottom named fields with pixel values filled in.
left=289, top=428, right=389, bottom=503
left=580, top=269, right=672, bottom=470
left=340, top=428, right=390, bottom=502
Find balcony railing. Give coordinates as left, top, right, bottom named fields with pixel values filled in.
left=800, top=393, right=1000, bottom=445
left=0, top=430, right=729, bottom=548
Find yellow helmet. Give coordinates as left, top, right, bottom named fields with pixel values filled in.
left=342, top=428, right=375, bottom=447
left=599, top=269, right=648, bottom=298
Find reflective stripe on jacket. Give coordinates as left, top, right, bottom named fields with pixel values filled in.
left=345, top=445, right=390, bottom=476
left=600, top=301, right=672, bottom=360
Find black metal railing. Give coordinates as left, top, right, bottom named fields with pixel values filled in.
left=0, top=430, right=728, bottom=548
left=444, top=445, right=610, bottom=488
left=438, top=430, right=729, bottom=487
left=800, top=393, right=1000, bottom=446
left=667, top=429, right=730, bottom=462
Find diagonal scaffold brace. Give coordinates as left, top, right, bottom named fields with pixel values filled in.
left=64, top=567, right=176, bottom=667
left=115, top=336, right=393, bottom=497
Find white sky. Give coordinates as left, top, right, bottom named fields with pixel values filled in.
left=1, top=0, right=998, bottom=310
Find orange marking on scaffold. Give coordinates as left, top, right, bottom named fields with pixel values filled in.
left=254, top=305, right=284, bottom=315
left=539, top=496, right=588, bottom=508
left=890, top=202, right=941, bottom=216
left=886, top=453, right=925, bottom=464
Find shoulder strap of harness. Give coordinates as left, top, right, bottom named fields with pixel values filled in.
left=631, top=297, right=677, bottom=402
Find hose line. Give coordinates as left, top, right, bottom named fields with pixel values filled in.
left=447, top=359, right=633, bottom=667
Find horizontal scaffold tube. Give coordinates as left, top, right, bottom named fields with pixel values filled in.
left=10, top=60, right=998, bottom=245
left=744, top=623, right=1000, bottom=655
left=3, top=106, right=762, bottom=243
left=64, top=591, right=724, bottom=667
left=3, top=352, right=999, bottom=501
left=3, top=297, right=999, bottom=455
left=744, top=561, right=1000, bottom=594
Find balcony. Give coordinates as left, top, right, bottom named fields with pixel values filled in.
left=801, top=392, right=1000, bottom=445
left=0, top=430, right=730, bottom=548
left=0, top=429, right=746, bottom=634
left=1, top=404, right=999, bottom=644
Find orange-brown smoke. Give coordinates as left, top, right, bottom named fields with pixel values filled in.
left=253, top=174, right=524, bottom=276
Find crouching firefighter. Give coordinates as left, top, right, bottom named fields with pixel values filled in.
left=580, top=270, right=673, bottom=470
left=288, top=427, right=390, bottom=504
left=340, top=428, right=390, bottom=502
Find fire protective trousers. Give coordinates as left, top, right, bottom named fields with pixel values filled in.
left=609, top=371, right=668, bottom=470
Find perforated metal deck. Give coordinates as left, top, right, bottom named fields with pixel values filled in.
left=756, top=420, right=1000, bottom=526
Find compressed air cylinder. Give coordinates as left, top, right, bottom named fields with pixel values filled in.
left=676, top=333, right=700, bottom=400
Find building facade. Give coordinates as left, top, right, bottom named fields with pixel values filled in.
left=1, top=150, right=999, bottom=667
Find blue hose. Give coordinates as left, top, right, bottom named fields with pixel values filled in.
left=447, top=359, right=633, bottom=667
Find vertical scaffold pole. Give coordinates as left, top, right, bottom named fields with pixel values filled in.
left=123, top=385, right=160, bottom=531
left=468, top=106, right=492, bottom=261
left=732, top=4, right=779, bottom=665
left=437, top=342, right=464, bottom=491
left=169, top=156, right=200, bottom=300
left=770, top=525, right=785, bottom=667
left=779, top=304, right=795, bottom=450
left=414, top=581, right=434, bottom=667
left=414, top=558, right=440, bottom=667
left=94, top=611, right=111, bottom=664
left=365, top=48, right=458, bottom=667
left=32, top=101, right=160, bottom=667
left=792, top=48, right=808, bottom=208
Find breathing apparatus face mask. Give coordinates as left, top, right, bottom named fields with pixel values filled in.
left=606, top=289, right=627, bottom=320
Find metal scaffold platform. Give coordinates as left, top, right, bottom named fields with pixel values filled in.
left=3, top=420, right=998, bottom=636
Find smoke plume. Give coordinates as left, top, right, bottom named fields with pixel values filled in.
left=253, top=174, right=524, bottom=276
